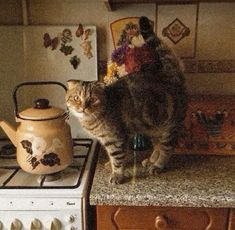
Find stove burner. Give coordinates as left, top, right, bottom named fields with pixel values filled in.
left=0, top=138, right=95, bottom=189
left=38, top=172, right=62, bottom=185
left=73, top=139, right=91, bottom=148
left=0, top=143, right=16, bottom=157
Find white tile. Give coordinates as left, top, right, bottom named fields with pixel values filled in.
left=157, top=4, right=197, bottom=58
left=197, top=3, right=235, bottom=59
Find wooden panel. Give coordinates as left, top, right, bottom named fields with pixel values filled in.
left=104, top=0, right=234, bottom=11
left=228, top=209, right=235, bottom=230
left=105, top=0, right=235, bottom=11
left=96, top=206, right=229, bottom=230
left=108, top=0, right=235, bottom=3
left=97, top=206, right=118, bottom=230
left=104, top=1, right=114, bottom=11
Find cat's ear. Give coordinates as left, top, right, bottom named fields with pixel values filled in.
left=92, top=81, right=105, bottom=92
left=94, top=82, right=105, bottom=89
left=67, top=79, right=79, bottom=90
left=92, top=82, right=105, bottom=97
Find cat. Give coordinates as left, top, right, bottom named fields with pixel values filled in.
left=65, top=72, right=187, bottom=184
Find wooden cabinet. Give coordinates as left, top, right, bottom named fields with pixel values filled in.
left=104, top=0, right=235, bottom=11
left=228, top=209, right=235, bottom=230
left=96, top=206, right=232, bottom=230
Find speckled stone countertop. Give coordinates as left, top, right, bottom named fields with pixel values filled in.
left=90, top=149, right=235, bottom=208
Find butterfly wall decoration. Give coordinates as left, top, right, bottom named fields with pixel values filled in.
left=43, top=33, right=59, bottom=50
left=76, top=24, right=91, bottom=40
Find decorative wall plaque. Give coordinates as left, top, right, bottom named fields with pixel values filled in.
left=162, top=18, right=190, bottom=44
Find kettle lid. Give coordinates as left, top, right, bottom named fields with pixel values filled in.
left=19, top=99, right=67, bottom=120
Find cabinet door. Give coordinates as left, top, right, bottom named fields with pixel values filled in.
left=228, top=209, right=235, bottom=230
left=96, top=206, right=229, bottom=230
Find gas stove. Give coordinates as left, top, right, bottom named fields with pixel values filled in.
left=0, top=138, right=99, bottom=230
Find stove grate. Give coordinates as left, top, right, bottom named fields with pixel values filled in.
left=0, top=138, right=94, bottom=189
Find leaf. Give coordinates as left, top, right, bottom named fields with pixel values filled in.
left=40, top=152, right=61, bottom=167
left=21, top=140, right=33, bottom=154
left=76, top=24, right=84, bottom=37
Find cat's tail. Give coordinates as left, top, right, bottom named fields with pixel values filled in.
left=155, top=38, right=185, bottom=85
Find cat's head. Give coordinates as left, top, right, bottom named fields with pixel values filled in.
left=65, top=80, right=105, bottom=119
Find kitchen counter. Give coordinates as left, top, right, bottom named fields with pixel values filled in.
left=90, top=148, right=235, bottom=208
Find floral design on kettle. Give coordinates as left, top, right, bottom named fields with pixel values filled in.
left=21, top=135, right=63, bottom=170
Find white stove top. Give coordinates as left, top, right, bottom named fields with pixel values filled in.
left=0, top=138, right=99, bottom=230
left=0, top=138, right=98, bottom=197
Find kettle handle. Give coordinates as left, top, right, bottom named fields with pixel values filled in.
left=13, top=81, right=68, bottom=120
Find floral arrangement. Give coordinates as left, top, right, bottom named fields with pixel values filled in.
left=104, top=21, right=157, bottom=85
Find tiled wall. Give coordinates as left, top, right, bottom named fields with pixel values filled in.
left=0, top=1, right=235, bottom=138
left=155, top=2, right=235, bottom=95
left=157, top=4, right=197, bottom=59
left=0, top=1, right=156, bottom=137
left=0, top=1, right=234, bottom=87
left=156, top=3, right=235, bottom=75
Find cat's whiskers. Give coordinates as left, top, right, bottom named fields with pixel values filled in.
left=91, top=113, right=98, bottom=121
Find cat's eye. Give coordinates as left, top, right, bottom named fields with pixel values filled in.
left=90, top=96, right=99, bottom=105
left=74, top=96, right=80, bottom=101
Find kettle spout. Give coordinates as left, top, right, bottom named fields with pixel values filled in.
left=0, top=120, right=17, bottom=147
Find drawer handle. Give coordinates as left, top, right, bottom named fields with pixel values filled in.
left=155, top=215, right=168, bottom=230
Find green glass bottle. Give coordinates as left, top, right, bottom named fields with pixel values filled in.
left=130, top=134, right=152, bottom=151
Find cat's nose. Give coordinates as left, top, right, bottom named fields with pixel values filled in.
left=84, top=100, right=91, bottom=109
left=81, top=105, right=88, bottom=113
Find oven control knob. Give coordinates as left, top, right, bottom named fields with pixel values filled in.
left=10, top=219, right=22, bottom=230
left=30, top=218, right=42, bottom=230
left=46, top=218, right=62, bottom=230
left=65, top=227, right=76, bottom=230
left=66, top=215, right=75, bottom=223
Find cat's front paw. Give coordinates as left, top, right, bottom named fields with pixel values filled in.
left=142, top=158, right=152, bottom=168
left=109, top=173, right=125, bottom=185
left=142, top=159, right=165, bottom=175
left=147, top=165, right=164, bottom=175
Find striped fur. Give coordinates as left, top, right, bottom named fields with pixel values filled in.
left=66, top=71, right=187, bottom=184
left=139, top=16, right=185, bottom=86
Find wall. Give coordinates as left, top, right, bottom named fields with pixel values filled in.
left=0, top=0, right=155, bottom=137
left=0, top=0, right=234, bottom=91
left=27, top=0, right=155, bottom=60
left=0, top=0, right=234, bottom=137
left=156, top=2, right=235, bottom=95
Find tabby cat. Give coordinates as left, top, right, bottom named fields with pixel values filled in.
left=66, top=72, right=187, bottom=184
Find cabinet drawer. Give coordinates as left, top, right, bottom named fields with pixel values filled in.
left=97, top=206, right=229, bottom=230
